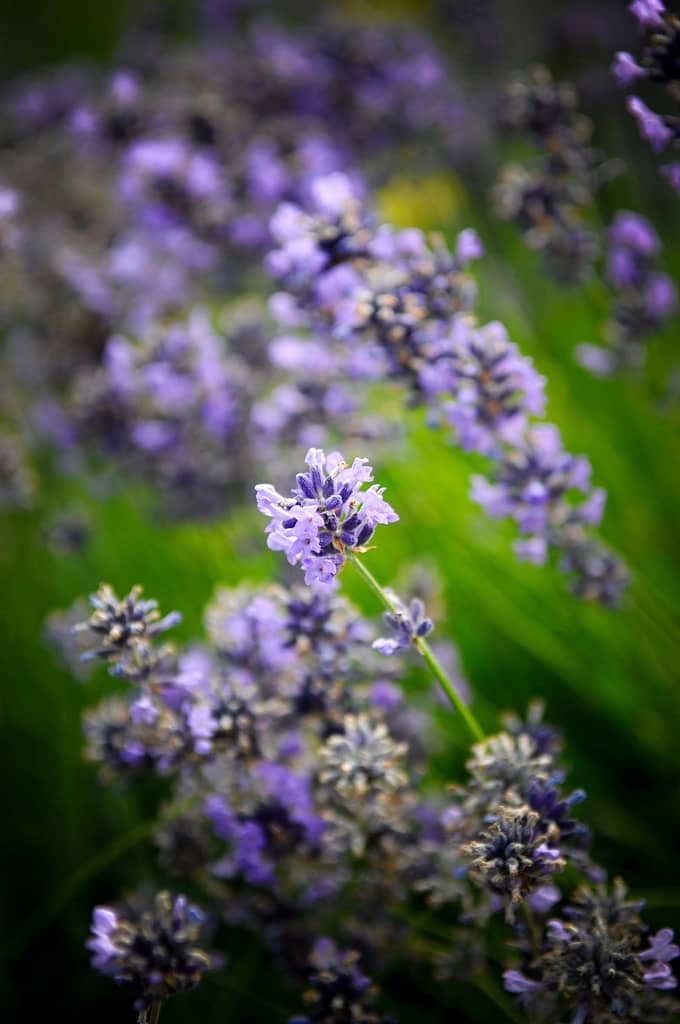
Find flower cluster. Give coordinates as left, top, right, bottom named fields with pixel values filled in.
left=493, top=65, right=677, bottom=381
left=290, top=939, right=397, bottom=1024
left=470, top=423, right=629, bottom=605
left=464, top=806, right=565, bottom=922
left=494, top=66, right=616, bottom=285
left=504, top=879, right=679, bottom=1022
left=71, top=307, right=258, bottom=517
left=88, top=890, right=219, bottom=1018
left=256, top=448, right=398, bottom=586
left=576, top=211, right=677, bottom=374
left=74, top=583, right=181, bottom=680
left=55, top=576, right=678, bottom=1019
left=372, top=592, right=434, bottom=656
left=0, top=10, right=471, bottom=520
left=613, top=1, right=680, bottom=193
left=265, top=183, right=627, bottom=603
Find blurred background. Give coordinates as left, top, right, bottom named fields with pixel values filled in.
left=1, top=1, right=679, bottom=1022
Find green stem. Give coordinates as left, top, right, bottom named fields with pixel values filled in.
left=149, top=1003, right=162, bottom=1024
left=348, top=553, right=484, bottom=742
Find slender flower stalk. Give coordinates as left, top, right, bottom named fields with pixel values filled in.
left=255, top=447, right=483, bottom=741
left=348, top=553, right=483, bottom=741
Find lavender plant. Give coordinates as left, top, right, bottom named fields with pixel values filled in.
left=88, top=892, right=220, bottom=1022
left=263, top=182, right=628, bottom=604
left=494, top=66, right=612, bottom=286
left=576, top=211, right=677, bottom=374
left=52, top=460, right=677, bottom=1022
left=0, top=9, right=472, bottom=520
left=613, top=1, right=680, bottom=193
left=255, top=446, right=481, bottom=738
left=494, top=65, right=677, bottom=377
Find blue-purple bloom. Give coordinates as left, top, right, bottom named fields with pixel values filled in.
left=256, top=448, right=398, bottom=586
left=629, top=0, right=666, bottom=28
left=640, top=929, right=680, bottom=989
left=372, top=593, right=434, bottom=656
left=265, top=173, right=627, bottom=603
left=627, top=96, right=672, bottom=152
left=74, top=583, right=181, bottom=669
left=290, top=938, right=397, bottom=1024
left=88, top=891, right=218, bottom=1015
left=463, top=806, right=565, bottom=922
left=503, top=880, right=678, bottom=1020
left=612, top=51, right=647, bottom=87
left=578, top=210, right=676, bottom=374
left=424, top=320, right=546, bottom=456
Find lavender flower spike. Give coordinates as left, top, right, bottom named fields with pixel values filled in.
left=88, top=890, right=218, bottom=1017
left=255, top=448, right=398, bottom=586
left=373, top=590, right=434, bottom=655
left=256, top=451, right=482, bottom=739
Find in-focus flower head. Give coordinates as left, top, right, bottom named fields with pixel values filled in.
left=372, top=591, right=434, bottom=656
left=74, top=583, right=181, bottom=671
left=88, top=890, right=218, bottom=1015
left=464, top=805, right=565, bottom=921
left=255, top=448, right=398, bottom=586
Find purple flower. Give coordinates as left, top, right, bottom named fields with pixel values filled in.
left=644, top=272, right=677, bottom=318
left=87, top=891, right=216, bottom=1012
left=612, top=51, right=647, bottom=87
left=438, top=320, right=546, bottom=455
left=372, top=592, right=433, bottom=655
left=574, top=343, right=616, bottom=377
left=609, top=211, right=660, bottom=262
left=255, top=448, right=398, bottom=586
left=514, top=536, right=548, bottom=565
left=455, top=228, right=484, bottom=264
left=503, top=969, right=543, bottom=994
left=662, top=162, right=680, bottom=194
left=627, top=96, right=672, bottom=152
left=528, top=884, right=562, bottom=914
left=290, top=940, right=392, bottom=1024
left=629, top=0, right=666, bottom=28
left=639, top=928, right=680, bottom=990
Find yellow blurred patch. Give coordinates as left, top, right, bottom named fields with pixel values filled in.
left=378, top=173, right=465, bottom=231
left=340, top=0, right=432, bottom=23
